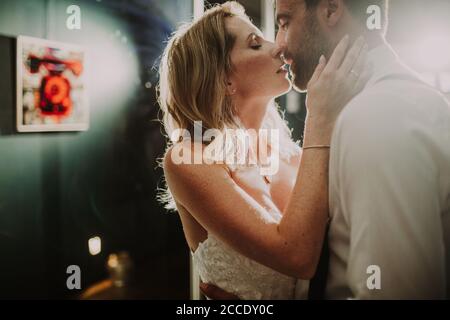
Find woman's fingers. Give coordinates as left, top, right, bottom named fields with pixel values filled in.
left=351, top=44, right=369, bottom=76
left=323, top=34, right=350, bottom=73
left=308, top=55, right=327, bottom=85
left=339, top=36, right=366, bottom=75
left=346, top=43, right=369, bottom=88
left=200, top=282, right=240, bottom=300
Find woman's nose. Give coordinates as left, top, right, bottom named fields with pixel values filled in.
left=271, top=45, right=285, bottom=62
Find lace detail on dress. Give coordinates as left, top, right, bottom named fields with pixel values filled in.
left=190, top=109, right=302, bottom=299
left=192, top=234, right=297, bottom=300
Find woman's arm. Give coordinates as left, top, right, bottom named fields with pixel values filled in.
left=164, top=36, right=370, bottom=279
left=278, top=35, right=371, bottom=278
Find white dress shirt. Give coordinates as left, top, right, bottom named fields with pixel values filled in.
left=325, top=43, right=450, bottom=299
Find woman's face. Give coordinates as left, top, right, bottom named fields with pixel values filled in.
left=226, top=16, right=291, bottom=100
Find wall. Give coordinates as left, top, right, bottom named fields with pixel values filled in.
left=0, top=0, right=191, bottom=298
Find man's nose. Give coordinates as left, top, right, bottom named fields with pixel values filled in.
left=275, top=34, right=288, bottom=59
left=275, top=29, right=287, bottom=48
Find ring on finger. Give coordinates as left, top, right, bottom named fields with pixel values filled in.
left=350, top=69, right=359, bottom=77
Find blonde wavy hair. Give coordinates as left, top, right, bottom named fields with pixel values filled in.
left=157, top=1, right=300, bottom=210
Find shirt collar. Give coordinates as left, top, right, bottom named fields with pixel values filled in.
left=365, top=41, right=416, bottom=88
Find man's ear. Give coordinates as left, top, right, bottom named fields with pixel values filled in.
left=323, top=0, right=345, bottom=27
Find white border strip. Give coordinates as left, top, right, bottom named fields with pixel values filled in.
left=261, top=0, right=275, bottom=42
left=190, top=0, right=204, bottom=301
left=194, top=0, right=205, bottom=20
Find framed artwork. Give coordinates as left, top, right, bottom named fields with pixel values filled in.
left=16, top=36, right=88, bottom=132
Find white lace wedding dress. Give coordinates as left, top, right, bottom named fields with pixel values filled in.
left=191, top=197, right=298, bottom=300
left=191, top=127, right=303, bottom=300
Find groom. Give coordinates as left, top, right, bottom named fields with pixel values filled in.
left=202, top=0, right=450, bottom=299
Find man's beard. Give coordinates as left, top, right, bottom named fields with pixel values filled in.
left=290, top=13, right=332, bottom=92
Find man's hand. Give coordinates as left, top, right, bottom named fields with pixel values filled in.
left=200, top=282, right=240, bottom=300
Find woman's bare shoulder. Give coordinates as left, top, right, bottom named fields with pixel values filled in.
left=163, top=141, right=230, bottom=179
left=163, top=142, right=235, bottom=216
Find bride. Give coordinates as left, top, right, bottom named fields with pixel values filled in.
left=158, top=1, right=369, bottom=299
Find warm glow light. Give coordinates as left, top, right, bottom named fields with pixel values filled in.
left=108, top=254, right=119, bottom=268
left=413, top=34, right=450, bottom=71
left=88, top=236, right=101, bottom=256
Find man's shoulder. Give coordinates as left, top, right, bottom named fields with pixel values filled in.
left=332, top=76, right=450, bottom=151
left=338, top=77, right=449, bottom=127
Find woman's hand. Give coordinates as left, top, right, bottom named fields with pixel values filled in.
left=304, top=35, right=372, bottom=145
left=200, top=282, right=240, bottom=300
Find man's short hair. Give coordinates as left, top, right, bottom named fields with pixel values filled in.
left=304, top=0, right=389, bottom=34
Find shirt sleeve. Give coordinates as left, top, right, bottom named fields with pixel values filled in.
left=330, top=89, right=447, bottom=299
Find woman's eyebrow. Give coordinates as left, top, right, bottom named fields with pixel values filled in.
left=246, top=32, right=257, bottom=42
left=246, top=31, right=263, bottom=43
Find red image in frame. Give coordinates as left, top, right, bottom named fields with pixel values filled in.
left=17, top=36, right=88, bottom=132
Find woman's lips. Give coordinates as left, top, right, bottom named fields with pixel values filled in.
left=283, top=55, right=293, bottom=65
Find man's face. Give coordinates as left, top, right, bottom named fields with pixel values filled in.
left=275, top=0, right=333, bottom=91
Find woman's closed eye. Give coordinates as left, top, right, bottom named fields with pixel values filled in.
left=249, top=33, right=262, bottom=50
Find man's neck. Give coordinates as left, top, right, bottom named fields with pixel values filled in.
left=334, top=27, right=386, bottom=50
left=363, top=33, right=386, bottom=50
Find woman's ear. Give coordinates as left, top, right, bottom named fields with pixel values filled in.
left=323, top=0, right=345, bottom=28
left=226, top=82, right=237, bottom=96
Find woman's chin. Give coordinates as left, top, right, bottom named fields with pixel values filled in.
left=264, top=77, right=292, bottom=99
left=276, top=78, right=293, bottom=97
